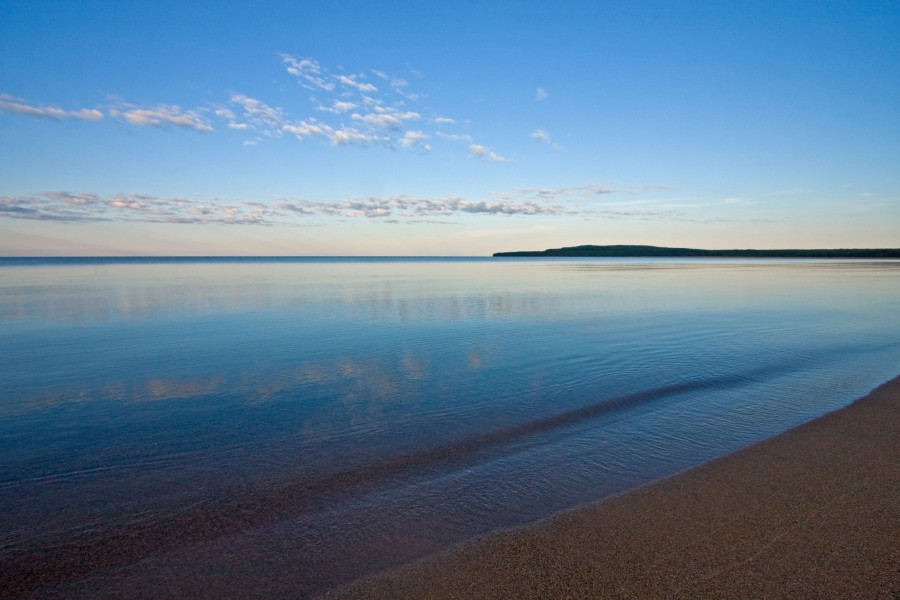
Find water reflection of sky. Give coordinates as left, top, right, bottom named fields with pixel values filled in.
left=3, top=259, right=898, bottom=324
left=0, top=262, right=565, bottom=323
left=1, top=259, right=900, bottom=594
left=2, top=259, right=899, bottom=419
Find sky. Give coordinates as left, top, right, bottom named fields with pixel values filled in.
left=1, top=0, right=898, bottom=256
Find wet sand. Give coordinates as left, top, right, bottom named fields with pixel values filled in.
left=330, top=376, right=900, bottom=599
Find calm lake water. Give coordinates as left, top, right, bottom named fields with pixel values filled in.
left=2, top=257, right=899, bottom=598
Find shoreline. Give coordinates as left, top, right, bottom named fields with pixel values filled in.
left=330, top=376, right=900, bottom=599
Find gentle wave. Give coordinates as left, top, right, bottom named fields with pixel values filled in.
left=2, top=259, right=900, bottom=597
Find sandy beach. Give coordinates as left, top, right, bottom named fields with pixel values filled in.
left=330, top=376, right=900, bottom=600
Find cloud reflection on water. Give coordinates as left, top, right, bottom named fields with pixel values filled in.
left=0, top=262, right=568, bottom=324
left=2, top=259, right=900, bottom=597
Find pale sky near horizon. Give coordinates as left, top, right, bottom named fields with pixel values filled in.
left=1, top=0, right=898, bottom=256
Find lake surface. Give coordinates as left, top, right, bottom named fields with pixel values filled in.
left=1, top=257, right=899, bottom=598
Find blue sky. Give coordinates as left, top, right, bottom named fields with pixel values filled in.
left=1, top=0, right=898, bottom=255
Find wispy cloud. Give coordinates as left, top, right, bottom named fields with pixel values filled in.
left=273, top=53, right=501, bottom=157
left=399, top=130, right=431, bottom=151
left=506, top=185, right=622, bottom=203
left=279, top=54, right=334, bottom=91
left=437, top=132, right=473, bottom=142
left=336, top=74, right=378, bottom=93
left=0, top=94, right=103, bottom=121
left=0, top=185, right=619, bottom=225
left=214, top=107, right=248, bottom=130
left=470, top=144, right=508, bottom=162
left=224, top=92, right=381, bottom=147
left=1, top=184, right=771, bottom=226
left=529, top=129, right=561, bottom=150
left=329, top=127, right=382, bottom=146
left=228, top=94, right=284, bottom=129
left=535, top=87, right=549, bottom=102
left=722, top=197, right=756, bottom=206
left=388, top=75, right=422, bottom=101
left=0, top=184, right=697, bottom=226
left=0, top=192, right=277, bottom=225
left=317, top=100, right=358, bottom=114
left=2, top=55, right=505, bottom=159
left=0, top=190, right=578, bottom=223
left=109, top=102, right=213, bottom=132
left=351, top=107, right=420, bottom=130
left=279, top=194, right=567, bottom=218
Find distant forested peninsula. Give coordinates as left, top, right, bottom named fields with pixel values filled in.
left=493, top=245, right=900, bottom=258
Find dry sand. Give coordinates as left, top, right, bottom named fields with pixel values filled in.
left=330, top=376, right=900, bottom=599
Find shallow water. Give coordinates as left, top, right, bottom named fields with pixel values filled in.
left=1, top=258, right=899, bottom=597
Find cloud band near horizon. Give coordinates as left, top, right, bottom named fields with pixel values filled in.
left=0, top=186, right=768, bottom=227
